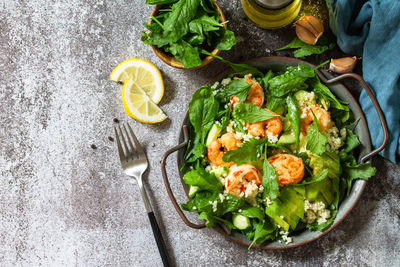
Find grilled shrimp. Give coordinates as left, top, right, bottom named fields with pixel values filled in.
left=267, top=154, right=305, bottom=185
left=247, top=110, right=282, bottom=138
left=207, top=133, right=241, bottom=167
left=301, top=104, right=333, bottom=134
left=230, top=78, right=265, bottom=107
left=225, top=164, right=262, bottom=198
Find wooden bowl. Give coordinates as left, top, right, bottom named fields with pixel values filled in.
left=149, top=0, right=227, bottom=70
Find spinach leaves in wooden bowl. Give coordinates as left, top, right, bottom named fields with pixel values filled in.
left=142, top=0, right=237, bottom=69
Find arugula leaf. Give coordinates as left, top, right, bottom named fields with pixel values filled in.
left=169, top=40, right=202, bottom=68
left=215, top=80, right=251, bottom=102
left=222, top=138, right=268, bottom=165
left=262, top=145, right=279, bottom=200
left=343, top=161, right=376, bottom=195
left=343, top=128, right=360, bottom=153
left=163, top=0, right=200, bottom=42
left=275, top=36, right=335, bottom=58
left=306, top=111, right=327, bottom=155
left=286, top=95, right=301, bottom=148
left=186, top=86, right=219, bottom=162
left=233, top=102, right=279, bottom=123
left=183, top=167, right=223, bottom=193
left=249, top=220, right=277, bottom=248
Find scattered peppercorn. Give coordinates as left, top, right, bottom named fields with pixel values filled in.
left=113, top=118, right=120, bottom=123
left=108, top=136, right=114, bottom=142
left=91, top=144, right=97, bottom=149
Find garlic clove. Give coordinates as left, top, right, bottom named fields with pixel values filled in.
left=296, top=16, right=324, bottom=45
left=329, top=56, right=358, bottom=73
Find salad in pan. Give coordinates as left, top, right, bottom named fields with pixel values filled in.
left=181, top=62, right=376, bottom=247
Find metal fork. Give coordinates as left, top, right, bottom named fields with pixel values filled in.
left=115, top=123, right=171, bottom=267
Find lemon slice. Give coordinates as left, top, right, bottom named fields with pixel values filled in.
left=122, top=79, right=167, bottom=124
left=110, top=58, right=164, bottom=104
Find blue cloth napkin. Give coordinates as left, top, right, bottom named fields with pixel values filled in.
left=325, top=0, right=400, bottom=162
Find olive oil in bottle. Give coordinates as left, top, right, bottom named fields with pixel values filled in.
left=241, top=0, right=302, bottom=29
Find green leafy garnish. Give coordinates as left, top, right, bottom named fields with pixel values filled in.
left=286, top=95, right=301, bottom=149
left=183, top=167, right=223, bottom=192
left=233, top=102, right=278, bottom=123
left=262, top=145, right=279, bottom=201
left=222, top=138, right=267, bottom=165
left=215, top=80, right=251, bottom=102
left=275, top=36, right=335, bottom=58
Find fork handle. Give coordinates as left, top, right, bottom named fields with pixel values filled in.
left=147, top=211, right=171, bottom=267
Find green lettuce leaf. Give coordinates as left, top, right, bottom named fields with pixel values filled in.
left=183, top=167, right=223, bottom=193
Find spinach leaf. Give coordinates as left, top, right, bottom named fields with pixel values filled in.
left=169, top=40, right=202, bottom=68
left=201, top=50, right=263, bottom=76
left=275, top=36, right=335, bottom=58
left=261, top=70, right=274, bottom=91
left=286, top=95, right=300, bottom=148
left=163, top=0, right=200, bottom=42
left=183, top=167, right=223, bottom=192
left=200, top=0, right=216, bottom=14
left=239, top=206, right=265, bottom=221
left=306, top=111, right=327, bottom=155
left=222, top=138, right=268, bottom=165
left=233, top=102, right=279, bottom=123
left=198, top=212, right=236, bottom=228
left=186, top=86, right=219, bottom=162
left=343, top=128, right=360, bottom=153
left=215, top=80, right=251, bottom=102
left=212, top=29, right=237, bottom=50
left=268, top=74, right=307, bottom=97
left=262, top=145, right=279, bottom=201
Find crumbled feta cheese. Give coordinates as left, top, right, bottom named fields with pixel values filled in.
left=323, top=126, right=343, bottom=153
left=266, top=131, right=279, bottom=144
left=244, top=181, right=259, bottom=199
left=264, top=196, right=272, bottom=206
left=221, top=78, right=232, bottom=86
left=239, top=192, right=245, bottom=197
left=211, top=81, right=220, bottom=89
left=238, top=209, right=242, bottom=213
left=259, top=185, right=264, bottom=193
left=215, top=121, right=222, bottom=127
left=219, top=193, right=225, bottom=202
left=243, top=73, right=256, bottom=82
left=193, top=206, right=197, bottom=210
left=297, top=92, right=316, bottom=109
left=279, top=230, right=292, bottom=244
left=212, top=200, right=218, bottom=212
left=224, top=104, right=229, bottom=109
left=340, top=128, right=347, bottom=139
left=303, top=200, right=331, bottom=225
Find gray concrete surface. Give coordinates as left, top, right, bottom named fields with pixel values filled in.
left=1, top=0, right=399, bottom=266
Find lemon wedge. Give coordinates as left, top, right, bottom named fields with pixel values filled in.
left=110, top=58, right=164, bottom=104
left=122, top=79, right=167, bottom=124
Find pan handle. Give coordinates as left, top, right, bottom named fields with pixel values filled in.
left=161, top=125, right=206, bottom=229
left=317, top=71, right=389, bottom=163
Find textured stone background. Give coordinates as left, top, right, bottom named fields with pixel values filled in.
left=1, top=0, right=399, bottom=266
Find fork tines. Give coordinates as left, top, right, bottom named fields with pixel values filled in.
left=114, top=123, right=144, bottom=162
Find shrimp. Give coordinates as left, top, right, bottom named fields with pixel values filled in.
left=225, top=164, right=262, bottom=198
left=247, top=109, right=283, bottom=138
left=301, top=104, right=333, bottom=134
left=230, top=78, right=265, bottom=107
left=267, top=154, right=305, bottom=185
left=244, top=78, right=264, bottom=107
left=207, top=133, right=241, bottom=167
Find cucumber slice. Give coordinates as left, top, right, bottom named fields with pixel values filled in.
left=205, top=123, right=222, bottom=147
left=232, top=213, right=251, bottom=230
left=188, top=185, right=199, bottom=198
left=278, top=131, right=296, bottom=144
left=294, top=90, right=316, bottom=108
